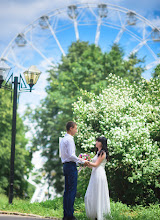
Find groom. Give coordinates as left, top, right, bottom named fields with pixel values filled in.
left=60, top=121, right=89, bottom=220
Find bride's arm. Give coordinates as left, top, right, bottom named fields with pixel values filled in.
left=88, top=153, right=106, bottom=167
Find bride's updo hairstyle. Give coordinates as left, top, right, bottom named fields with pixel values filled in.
left=96, top=136, right=109, bottom=160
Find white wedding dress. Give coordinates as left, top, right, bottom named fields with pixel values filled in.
left=85, top=153, right=110, bottom=220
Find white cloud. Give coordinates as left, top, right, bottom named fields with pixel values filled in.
left=18, top=103, right=27, bottom=116
left=0, top=0, right=72, bottom=53
left=150, top=17, right=160, bottom=28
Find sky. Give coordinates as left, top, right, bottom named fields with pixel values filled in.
left=0, top=0, right=160, bottom=127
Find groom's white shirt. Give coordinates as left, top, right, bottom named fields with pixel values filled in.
left=60, top=133, right=84, bottom=164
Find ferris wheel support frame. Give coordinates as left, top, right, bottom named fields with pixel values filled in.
left=95, top=17, right=102, bottom=45
left=44, top=17, right=66, bottom=56
left=73, top=18, right=79, bottom=41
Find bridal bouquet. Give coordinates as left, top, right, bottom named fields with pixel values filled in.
left=79, top=153, right=91, bottom=161
left=78, top=153, right=91, bottom=173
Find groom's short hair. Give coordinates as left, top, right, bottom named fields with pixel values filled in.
left=66, top=121, right=77, bottom=131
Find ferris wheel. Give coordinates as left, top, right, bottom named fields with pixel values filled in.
left=1, top=2, right=160, bottom=75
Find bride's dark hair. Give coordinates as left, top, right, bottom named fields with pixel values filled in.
left=96, top=136, right=109, bottom=160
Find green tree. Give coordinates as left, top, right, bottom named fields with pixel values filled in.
left=0, top=89, right=32, bottom=198
left=152, top=64, right=160, bottom=78
left=73, top=74, right=160, bottom=205
left=103, top=44, right=145, bottom=84
left=29, top=41, right=145, bottom=194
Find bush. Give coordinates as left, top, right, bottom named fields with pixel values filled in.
left=73, top=74, right=160, bottom=205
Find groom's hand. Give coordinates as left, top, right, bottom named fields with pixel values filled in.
left=83, top=161, right=90, bottom=166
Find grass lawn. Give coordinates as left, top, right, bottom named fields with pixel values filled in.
left=0, top=194, right=160, bottom=219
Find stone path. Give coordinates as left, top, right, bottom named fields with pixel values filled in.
left=0, top=213, right=58, bottom=220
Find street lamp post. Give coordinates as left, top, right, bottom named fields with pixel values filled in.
left=9, top=76, right=18, bottom=204
left=0, top=60, right=41, bottom=204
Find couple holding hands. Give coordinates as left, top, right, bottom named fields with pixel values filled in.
left=60, top=121, right=110, bottom=220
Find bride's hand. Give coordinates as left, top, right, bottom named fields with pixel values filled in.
left=87, top=161, right=92, bottom=168
left=83, top=160, right=90, bottom=166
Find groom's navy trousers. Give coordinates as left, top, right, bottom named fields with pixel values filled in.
left=63, top=161, right=78, bottom=218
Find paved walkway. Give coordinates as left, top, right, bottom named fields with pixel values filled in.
left=0, top=214, right=58, bottom=220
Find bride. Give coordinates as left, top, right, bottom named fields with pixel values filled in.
left=85, top=137, right=111, bottom=220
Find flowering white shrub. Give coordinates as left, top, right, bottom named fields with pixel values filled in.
left=73, top=74, right=160, bottom=205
